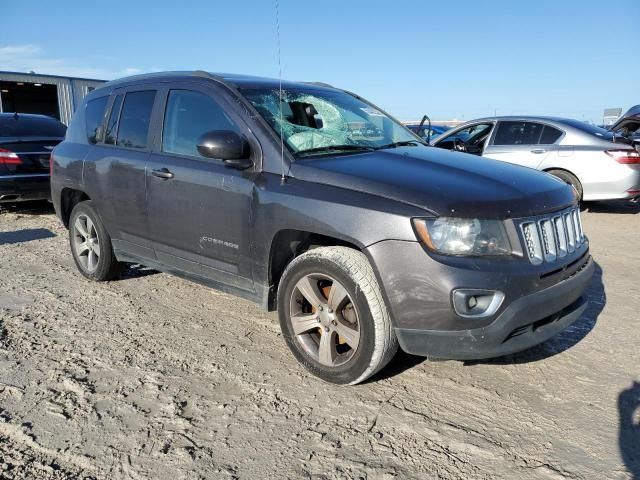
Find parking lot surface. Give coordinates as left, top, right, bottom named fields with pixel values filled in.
left=0, top=202, right=638, bottom=479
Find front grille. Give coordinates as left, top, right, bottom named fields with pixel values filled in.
left=519, top=206, right=585, bottom=265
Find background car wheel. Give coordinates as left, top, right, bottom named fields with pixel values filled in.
left=69, top=200, right=121, bottom=281
left=277, top=246, right=398, bottom=385
left=547, top=169, right=583, bottom=201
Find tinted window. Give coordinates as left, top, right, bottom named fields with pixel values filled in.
left=0, top=115, right=66, bottom=137
left=493, top=121, right=543, bottom=146
left=104, top=94, right=123, bottom=145
left=539, top=125, right=563, bottom=144
left=116, top=90, right=156, bottom=149
left=85, top=96, right=108, bottom=144
left=162, top=90, right=239, bottom=157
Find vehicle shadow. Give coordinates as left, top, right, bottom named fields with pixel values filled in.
left=371, top=262, right=606, bottom=381
left=0, top=228, right=57, bottom=246
left=619, top=381, right=640, bottom=479
left=0, top=200, right=54, bottom=215
left=583, top=200, right=640, bottom=215
left=119, top=263, right=159, bottom=280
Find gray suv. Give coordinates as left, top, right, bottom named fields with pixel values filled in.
left=51, top=72, right=594, bottom=384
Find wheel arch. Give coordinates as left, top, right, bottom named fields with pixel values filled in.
left=543, top=167, right=583, bottom=199
left=266, top=229, right=362, bottom=311
left=60, top=188, right=91, bottom=228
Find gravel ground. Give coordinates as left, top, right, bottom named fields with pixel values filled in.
left=0, top=201, right=638, bottom=480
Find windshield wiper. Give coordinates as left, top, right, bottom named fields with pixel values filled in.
left=296, top=144, right=375, bottom=157
left=374, top=140, right=425, bottom=150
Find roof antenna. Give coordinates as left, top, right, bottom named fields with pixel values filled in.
left=275, top=0, right=286, bottom=184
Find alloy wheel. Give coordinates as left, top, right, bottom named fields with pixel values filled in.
left=73, top=214, right=101, bottom=272
left=289, top=273, right=360, bottom=367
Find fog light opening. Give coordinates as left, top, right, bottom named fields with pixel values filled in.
left=452, top=289, right=505, bottom=318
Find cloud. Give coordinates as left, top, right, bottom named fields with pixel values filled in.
left=0, top=44, right=147, bottom=80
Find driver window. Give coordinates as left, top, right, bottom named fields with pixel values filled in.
left=449, top=123, right=493, bottom=144
left=442, top=123, right=493, bottom=154
left=162, top=89, right=240, bottom=158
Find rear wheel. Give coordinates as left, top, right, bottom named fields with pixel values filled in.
left=277, top=246, right=398, bottom=385
left=547, top=169, right=583, bottom=201
left=69, top=201, right=121, bottom=281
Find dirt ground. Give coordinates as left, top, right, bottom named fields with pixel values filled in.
left=0, top=200, right=638, bottom=480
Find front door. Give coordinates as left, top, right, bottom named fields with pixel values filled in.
left=146, top=84, right=257, bottom=293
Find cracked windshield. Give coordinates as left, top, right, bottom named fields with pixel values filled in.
left=241, top=87, right=421, bottom=156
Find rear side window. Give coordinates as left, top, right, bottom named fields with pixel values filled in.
left=0, top=115, right=66, bottom=137
left=162, top=89, right=239, bottom=157
left=85, top=96, right=108, bottom=144
left=493, top=121, right=544, bottom=146
left=539, top=125, right=563, bottom=144
left=104, top=94, right=123, bottom=145
left=116, top=90, right=156, bottom=149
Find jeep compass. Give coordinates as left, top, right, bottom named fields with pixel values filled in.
left=51, top=72, right=594, bottom=384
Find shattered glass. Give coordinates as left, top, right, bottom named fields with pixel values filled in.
left=240, top=87, right=418, bottom=155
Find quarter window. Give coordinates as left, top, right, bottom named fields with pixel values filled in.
left=116, top=90, right=156, bottom=149
left=85, top=96, right=108, bottom=144
left=493, top=121, right=544, bottom=146
left=539, top=125, right=563, bottom=144
left=162, top=89, right=239, bottom=158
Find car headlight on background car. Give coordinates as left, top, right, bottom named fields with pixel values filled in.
left=412, top=217, right=512, bottom=256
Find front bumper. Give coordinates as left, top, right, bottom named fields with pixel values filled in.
left=0, top=174, right=50, bottom=202
left=366, top=240, right=594, bottom=360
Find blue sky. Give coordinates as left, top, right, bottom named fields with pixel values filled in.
left=1, top=0, right=638, bottom=123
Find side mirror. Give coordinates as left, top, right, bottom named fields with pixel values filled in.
left=196, top=130, right=253, bottom=169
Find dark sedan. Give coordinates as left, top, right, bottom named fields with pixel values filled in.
left=0, top=113, right=66, bottom=203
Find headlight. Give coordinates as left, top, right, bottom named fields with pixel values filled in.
left=412, top=217, right=512, bottom=256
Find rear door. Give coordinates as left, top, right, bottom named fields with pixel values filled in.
left=83, top=87, right=159, bottom=259
left=483, top=121, right=562, bottom=168
left=145, top=83, right=258, bottom=293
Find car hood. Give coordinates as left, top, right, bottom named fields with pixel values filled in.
left=290, top=146, right=576, bottom=219
left=612, top=105, right=640, bottom=134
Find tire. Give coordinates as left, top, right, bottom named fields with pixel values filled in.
left=68, top=200, right=121, bottom=281
left=277, top=246, right=398, bottom=385
left=547, top=169, right=583, bottom=201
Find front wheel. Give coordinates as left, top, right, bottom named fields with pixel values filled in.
left=277, top=246, right=398, bottom=385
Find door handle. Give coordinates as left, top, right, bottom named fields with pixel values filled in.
left=531, top=149, right=546, bottom=154
left=151, top=168, right=174, bottom=179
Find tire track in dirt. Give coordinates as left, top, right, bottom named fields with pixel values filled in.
left=0, top=206, right=637, bottom=479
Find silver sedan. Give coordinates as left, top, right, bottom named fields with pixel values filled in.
left=431, top=116, right=640, bottom=201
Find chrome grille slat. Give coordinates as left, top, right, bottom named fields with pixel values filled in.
left=554, top=216, right=568, bottom=258
left=565, top=212, right=575, bottom=253
left=538, top=219, right=557, bottom=262
left=519, top=207, right=585, bottom=265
